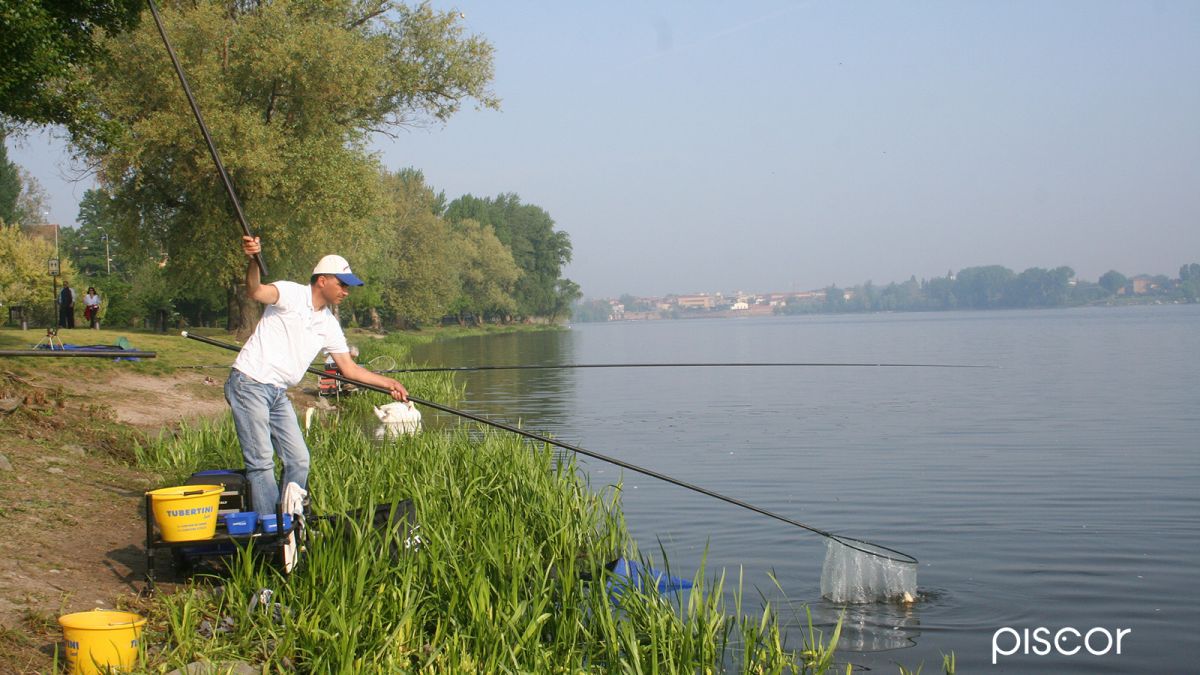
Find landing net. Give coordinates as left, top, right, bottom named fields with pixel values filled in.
left=820, top=535, right=918, bottom=604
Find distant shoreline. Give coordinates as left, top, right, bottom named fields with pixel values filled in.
left=596, top=297, right=1193, bottom=323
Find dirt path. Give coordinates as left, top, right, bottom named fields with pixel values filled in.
left=0, top=367, right=232, bottom=672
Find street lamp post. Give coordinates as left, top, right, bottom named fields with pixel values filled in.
left=48, top=257, right=60, bottom=329
left=102, top=233, right=111, bottom=275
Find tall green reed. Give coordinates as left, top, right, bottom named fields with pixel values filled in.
left=137, top=370, right=841, bottom=672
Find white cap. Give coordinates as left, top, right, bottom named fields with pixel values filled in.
left=312, top=255, right=364, bottom=286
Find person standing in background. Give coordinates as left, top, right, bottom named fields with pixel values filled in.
left=83, top=286, right=101, bottom=329
left=58, top=281, right=76, bottom=328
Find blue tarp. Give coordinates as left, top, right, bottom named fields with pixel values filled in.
left=606, top=557, right=693, bottom=599
left=36, top=342, right=141, bottom=360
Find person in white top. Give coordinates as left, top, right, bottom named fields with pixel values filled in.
left=83, top=287, right=101, bottom=329
left=226, top=235, right=408, bottom=516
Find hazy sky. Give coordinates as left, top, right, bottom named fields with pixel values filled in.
left=7, top=0, right=1199, bottom=298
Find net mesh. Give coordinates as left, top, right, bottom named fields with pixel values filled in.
left=820, top=537, right=917, bottom=604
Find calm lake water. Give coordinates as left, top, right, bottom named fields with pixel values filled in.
left=410, top=306, right=1200, bottom=673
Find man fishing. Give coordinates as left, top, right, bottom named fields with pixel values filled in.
left=227, top=235, right=408, bottom=516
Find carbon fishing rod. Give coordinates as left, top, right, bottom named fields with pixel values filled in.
left=146, top=0, right=267, bottom=277
left=182, top=331, right=917, bottom=564
left=377, top=361, right=988, bottom=374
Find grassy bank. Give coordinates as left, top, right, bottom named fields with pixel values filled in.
left=1, top=323, right=951, bottom=672
left=132, top=394, right=840, bottom=673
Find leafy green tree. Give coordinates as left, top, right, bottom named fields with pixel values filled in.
left=63, top=189, right=122, bottom=276
left=70, top=0, right=497, bottom=333
left=573, top=299, right=613, bottom=323
left=878, top=275, right=922, bottom=311
left=125, top=257, right=175, bottom=331
left=0, top=0, right=143, bottom=132
left=1069, top=279, right=1108, bottom=305
left=347, top=168, right=461, bottom=329
left=923, top=275, right=958, bottom=309
left=445, top=193, right=574, bottom=319
left=449, top=219, right=520, bottom=325
left=823, top=285, right=846, bottom=311
left=617, top=293, right=655, bottom=312
left=1180, top=263, right=1200, bottom=303
left=0, top=135, right=22, bottom=223
left=1010, top=266, right=1074, bottom=307
left=1099, top=270, right=1128, bottom=295
left=0, top=223, right=76, bottom=325
left=955, top=265, right=1015, bottom=308
left=548, top=278, right=581, bottom=322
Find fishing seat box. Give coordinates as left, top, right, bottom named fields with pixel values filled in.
left=184, top=469, right=249, bottom=516
left=145, top=469, right=302, bottom=589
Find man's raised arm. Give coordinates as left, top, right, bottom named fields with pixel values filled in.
left=242, top=236, right=279, bottom=305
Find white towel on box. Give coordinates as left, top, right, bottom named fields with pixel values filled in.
left=280, top=482, right=307, bottom=572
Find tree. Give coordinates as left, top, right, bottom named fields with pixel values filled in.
left=954, top=265, right=1015, bottom=308
left=1099, top=270, right=1127, bottom=295
left=125, top=257, right=175, bottom=331
left=618, top=293, right=654, bottom=312
left=923, top=275, right=958, bottom=310
left=824, top=285, right=846, bottom=311
left=445, top=193, right=574, bottom=319
left=71, top=0, right=497, bottom=333
left=347, top=168, right=461, bottom=328
left=0, top=135, right=22, bottom=223
left=0, top=0, right=143, bottom=132
left=1180, top=263, right=1200, bottom=303
left=548, top=278, right=581, bottom=322
left=449, top=219, right=520, bottom=325
left=0, top=223, right=77, bottom=325
left=573, top=299, right=613, bottom=323
left=10, top=168, right=51, bottom=229
left=63, top=189, right=122, bottom=276
left=1010, top=266, right=1074, bottom=307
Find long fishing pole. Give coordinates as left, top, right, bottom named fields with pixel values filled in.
left=378, top=361, right=988, bottom=374
left=182, top=331, right=916, bottom=564
left=146, top=0, right=267, bottom=277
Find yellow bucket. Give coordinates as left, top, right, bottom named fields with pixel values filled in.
left=147, top=484, right=223, bottom=541
left=59, top=609, right=146, bottom=674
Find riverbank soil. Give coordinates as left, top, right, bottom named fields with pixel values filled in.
left=0, top=350, right=229, bottom=672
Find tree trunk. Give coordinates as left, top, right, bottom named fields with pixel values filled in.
left=227, top=279, right=261, bottom=341
left=369, top=306, right=382, bottom=331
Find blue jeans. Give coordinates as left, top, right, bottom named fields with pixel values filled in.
left=224, top=369, right=309, bottom=515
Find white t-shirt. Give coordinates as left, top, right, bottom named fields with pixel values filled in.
left=232, top=281, right=350, bottom=387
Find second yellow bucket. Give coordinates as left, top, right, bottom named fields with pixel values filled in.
left=59, top=609, right=146, bottom=674
left=147, top=484, right=223, bottom=541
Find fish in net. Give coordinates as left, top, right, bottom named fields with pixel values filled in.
left=820, top=535, right=918, bottom=604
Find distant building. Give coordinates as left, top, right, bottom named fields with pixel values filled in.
left=675, top=294, right=716, bottom=309
left=1130, top=276, right=1159, bottom=295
